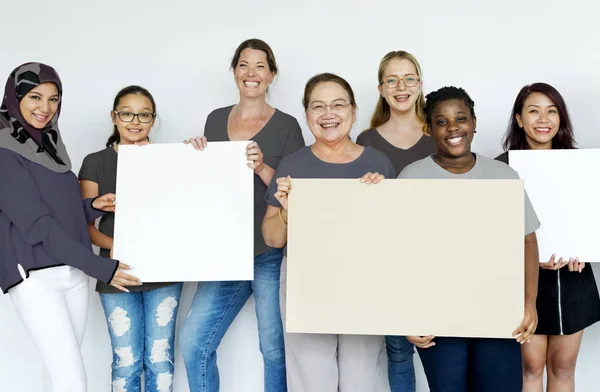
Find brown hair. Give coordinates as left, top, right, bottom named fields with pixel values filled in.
left=368, top=50, right=426, bottom=132
left=230, top=38, right=278, bottom=75
left=302, top=73, right=357, bottom=110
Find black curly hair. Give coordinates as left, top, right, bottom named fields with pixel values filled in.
left=424, top=86, right=475, bottom=128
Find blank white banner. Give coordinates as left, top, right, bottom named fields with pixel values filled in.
left=112, top=142, right=254, bottom=282
left=509, top=149, right=600, bottom=263
left=286, top=178, right=525, bottom=338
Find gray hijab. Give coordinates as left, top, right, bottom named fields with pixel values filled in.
left=0, top=62, right=71, bottom=172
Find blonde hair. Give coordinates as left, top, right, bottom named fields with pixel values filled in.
left=367, top=50, right=426, bottom=133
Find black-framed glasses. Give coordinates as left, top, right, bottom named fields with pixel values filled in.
left=113, top=111, right=156, bottom=123
left=380, top=74, right=420, bottom=89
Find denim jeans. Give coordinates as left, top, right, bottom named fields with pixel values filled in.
left=179, top=248, right=286, bottom=392
left=100, top=283, right=183, bottom=392
left=385, top=335, right=415, bottom=392
left=417, top=337, right=522, bottom=392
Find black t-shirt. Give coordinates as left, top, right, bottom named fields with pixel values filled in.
left=79, top=146, right=173, bottom=294
left=356, top=128, right=437, bottom=177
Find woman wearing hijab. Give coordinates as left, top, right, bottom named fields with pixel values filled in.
left=0, top=62, right=140, bottom=392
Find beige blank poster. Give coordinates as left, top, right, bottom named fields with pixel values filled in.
left=286, top=179, right=525, bottom=338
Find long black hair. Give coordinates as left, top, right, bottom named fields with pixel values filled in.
left=502, top=83, right=576, bottom=150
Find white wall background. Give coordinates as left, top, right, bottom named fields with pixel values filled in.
left=1, top=0, right=599, bottom=390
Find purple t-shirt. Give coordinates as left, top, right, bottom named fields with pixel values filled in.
left=0, top=147, right=118, bottom=294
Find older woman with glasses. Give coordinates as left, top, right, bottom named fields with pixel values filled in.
left=262, top=72, right=395, bottom=392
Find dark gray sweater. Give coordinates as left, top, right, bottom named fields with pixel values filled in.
left=0, top=147, right=119, bottom=293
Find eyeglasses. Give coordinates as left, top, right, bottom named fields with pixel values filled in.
left=380, top=74, right=420, bottom=89
left=113, top=111, right=156, bottom=123
left=308, top=101, right=352, bottom=114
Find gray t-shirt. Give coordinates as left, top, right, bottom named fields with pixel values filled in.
left=79, top=147, right=173, bottom=294
left=356, top=128, right=437, bottom=177
left=399, top=154, right=540, bottom=235
left=204, top=106, right=305, bottom=257
left=265, top=146, right=396, bottom=208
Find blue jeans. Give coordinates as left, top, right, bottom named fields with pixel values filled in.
left=100, top=283, right=183, bottom=392
left=385, top=335, right=415, bottom=392
left=179, top=248, right=286, bottom=392
left=417, top=337, right=522, bottom=392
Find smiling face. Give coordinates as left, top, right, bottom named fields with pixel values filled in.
left=233, top=48, right=275, bottom=99
left=378, top=58, right=422, bottom=114
left=18, top=82, right=59, bottom=129
left=429, top=99, right=476, bottom=158
left=111, top=93, right=155, bottom=145
left=516, top=92, right=560, bottom=150
left=306, top=81, right=356, bottom=144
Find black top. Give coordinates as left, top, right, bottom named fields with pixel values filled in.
left=79, top=147, right=173, bottom=294
left=356, top=128, right=437, bottom=176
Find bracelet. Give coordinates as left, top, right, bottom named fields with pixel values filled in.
left=278, top=207, right=288, bottom=225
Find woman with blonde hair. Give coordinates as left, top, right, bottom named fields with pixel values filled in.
left=356, top=50, right=436, bottom=392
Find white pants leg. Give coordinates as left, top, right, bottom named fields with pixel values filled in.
left=10, top=266, right=89, bottom=392
left=280, top=256, right=389, bottom=392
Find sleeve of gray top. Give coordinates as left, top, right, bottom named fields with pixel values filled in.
left=397, top=162, right=419, bottom=179
left=382, top=156, right=396, bottom=179
left=282, top=117, right=306, bottom=156
left=0, top=153, right=119, bottom=284
left=502, top=163, right=541, bottom=235
left=523, top=190, right=540, bottom=235
left=265, top=156, right=294, bottom=208
left=78, top=153, right=99, bottom=182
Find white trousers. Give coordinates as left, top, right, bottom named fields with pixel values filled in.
left=279, top=257, right=390, bottom=392
left=9, top=266, right=89, bottom=392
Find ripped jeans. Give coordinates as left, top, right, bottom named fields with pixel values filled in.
left=100, top=283, right=183, bottom=392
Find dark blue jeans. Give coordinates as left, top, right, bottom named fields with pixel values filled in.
left=417, top=337, right=522, bottom=392
left=385, top=335, right=416, bottom=392
left=179, top=248, right=286, bottom=392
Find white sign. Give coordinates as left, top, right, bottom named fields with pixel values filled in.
left=112, top=142, right=254, bottom=282
left=509, top=149, right=600, bottom=262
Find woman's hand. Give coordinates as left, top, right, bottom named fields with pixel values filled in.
left=568, top=257, right=585, bottom=273
left=360, top=172, right=385, bottom=184
left=540, top=254, right=569, bottom=270
left=184, top=136, right=207, bottom=151
left=93, top=193, right=117, bottom=212
left=134, top=140, right=152, bottom=146
left=274, top=176, right=291, bottom=211
left=247, top=141, right=265, bottom=174
left=407, top=335, right=435, bottom=349
left=513, top=304, right=537, bottom=344
left=109, top=262, right=141, bottom=293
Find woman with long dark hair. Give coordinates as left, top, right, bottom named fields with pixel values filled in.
left=497, top=82, right=600, bottom=392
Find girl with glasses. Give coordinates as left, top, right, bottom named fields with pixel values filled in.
left=79, top=85, right=183, bottom=392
